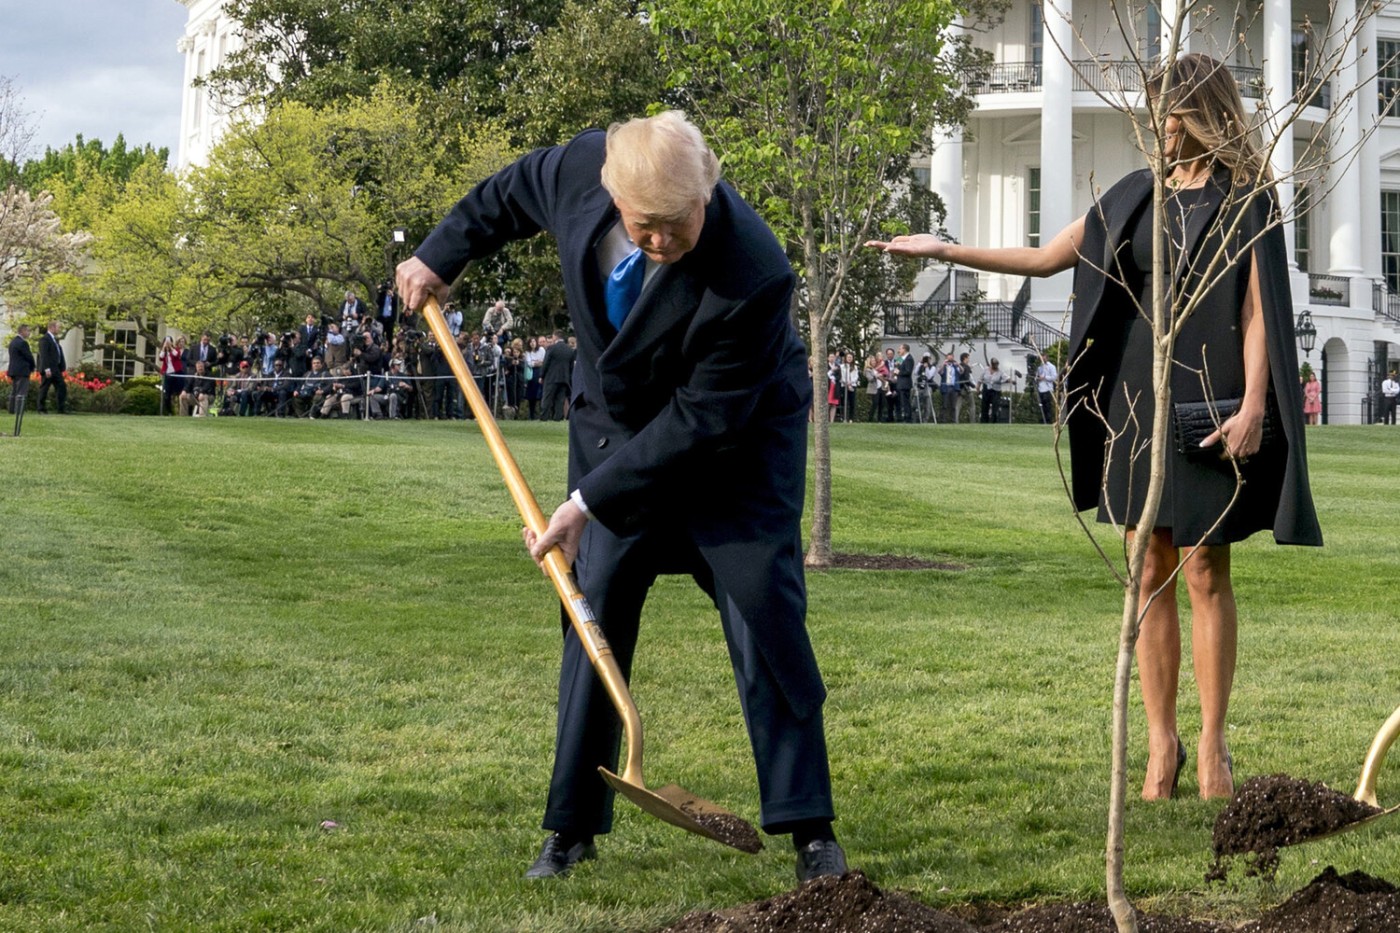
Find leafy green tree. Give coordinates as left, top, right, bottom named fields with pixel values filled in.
left=650, top=0, right=981, bottom=566
left=9, top=150, right=180, bottom=364
left=14, top=134, right=169, bottom=198
left=175, top=83, right=516, bottom=331
left=211, top=0, right=566, bottom=119
left=505, top=0, right=663, bottom=148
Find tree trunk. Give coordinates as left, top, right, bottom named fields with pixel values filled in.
left=805, top=315, right=832, bottom=568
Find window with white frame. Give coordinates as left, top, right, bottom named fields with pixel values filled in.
left=1380, top=39, right=1400, bottom=118
left=1146, top=5, right=1162, bottom=63
left=1382, top=191, right=1400, bottom=293
left=100, top=326, right=139, bottom=379
left=1294, top=185, right=1310, bottom=273
left=1030, top=4, right=1043, bottom=68
left=1028, top=168, right=1041, bottom=248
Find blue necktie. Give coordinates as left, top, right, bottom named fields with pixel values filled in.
left=605, top=248, right=645, bottom=331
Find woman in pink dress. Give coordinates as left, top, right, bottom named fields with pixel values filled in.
left=1302, top=371, right=1322, bottom=425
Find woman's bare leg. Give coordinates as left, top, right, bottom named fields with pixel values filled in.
left=1182, top=543, right=1237, bottom=799
left=1136, top=528, right=1183, bottom=800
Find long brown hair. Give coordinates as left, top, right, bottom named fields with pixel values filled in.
left=1147, top=53, right=1270, bottom=183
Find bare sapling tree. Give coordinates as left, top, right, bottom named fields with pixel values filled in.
left=1038, top=1, right=1381, bottom=929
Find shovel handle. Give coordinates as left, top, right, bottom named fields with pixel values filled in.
left=1355, top=704, right=1400, bottom=807
left=418, top=297, right=646, bottom=785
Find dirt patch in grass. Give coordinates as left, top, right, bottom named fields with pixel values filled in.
left=823, top=552, right=966, bottom=571
left=1206, top=774, right=1382, bottom=882
left=651, top=866, right=1400, bottom=932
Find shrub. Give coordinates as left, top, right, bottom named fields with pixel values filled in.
left=121, top=386, right=162, bottom=416
left=124, top=375, right=161, bottom=390
left=88, top=384, right=128, bottom=415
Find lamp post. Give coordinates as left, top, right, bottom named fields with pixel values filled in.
left=1295, top=309, right=1317, bottom=358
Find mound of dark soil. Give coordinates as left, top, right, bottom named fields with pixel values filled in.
left=1207, top=774, right=1382, bottom=881
left=655, top=871, right=977, bottom=932
left=826, top=553, right=965, bottom=571
left=653, top=874, right=1225, bottom=932
left=1238, top=867, right=1400, bottom=932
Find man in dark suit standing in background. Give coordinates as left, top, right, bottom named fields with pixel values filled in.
left=397, top=111, right=845, bottom=883
left=538, top=331, right=573, bottom=421
left=7, top=323, right=36, bottom=417
left=37, top=321, right=67, bottom=414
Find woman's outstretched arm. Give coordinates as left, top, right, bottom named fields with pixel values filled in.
left=865, top=214, right=1087, bottom=278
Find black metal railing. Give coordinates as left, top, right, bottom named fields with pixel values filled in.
left=965, top=62, right=1042, bottom=94
left=967, top=59, right=1329, bottom=109
left=882, top=295, right=1068, bottom=350
left=1380, top=288, right=1400, bottom=327
left=1308, top=274, right=1349, bottom=307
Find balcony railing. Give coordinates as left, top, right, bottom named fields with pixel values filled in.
left=967, top=60, right=1330, bottom=110
left=883, top=296, right=1068, bottom=350
left=1375, top=281, right=1400, bottom=326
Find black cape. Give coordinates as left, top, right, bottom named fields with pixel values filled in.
left=1066, top=167, right=1322, bottom=547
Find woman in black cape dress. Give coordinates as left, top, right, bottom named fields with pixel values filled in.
left=869, top=53, right=1322, bottom=801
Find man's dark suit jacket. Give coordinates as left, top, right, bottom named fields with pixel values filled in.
left=184, top=342, right=217, bottom=372
left=415, top=129, right=824, bottom=717
left=38, top=331, right=65, bottom=375
left=7, top=335, right=36, bottom=380
left=540, top=340, right=573, bottom=387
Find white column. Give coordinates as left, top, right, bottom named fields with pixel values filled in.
left=1039, top=0, right=1074, bottom=307
left=1160, top=0, right=1190, bottom=57
left=931, top=129, right=963, bottom=240
left=1359, top=11, right=1382, bottom=284
left=175, top=35, right=195, bottom=171
left=1264, top=0, right=1297, bottom=271
left=1327, top=0, right=1363, bottom=276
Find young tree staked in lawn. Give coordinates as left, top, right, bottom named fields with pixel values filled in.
left=650, top=0, right=980, bottom=566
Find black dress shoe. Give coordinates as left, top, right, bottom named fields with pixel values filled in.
left=524, top=833, right=596, bottom=879
left=795, top=839, right=847, bottom=883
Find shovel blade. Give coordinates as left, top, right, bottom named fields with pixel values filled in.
left=1298, top=802, right=1400, bottom=846
left=599, top=768, right=763, bottom=853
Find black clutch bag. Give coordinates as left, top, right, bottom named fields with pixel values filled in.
left=1173, top=397, right=1278, bottom=459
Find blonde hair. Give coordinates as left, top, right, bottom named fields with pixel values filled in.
left=1147, top=53, right=1270, bottom=182
left=600, top=111, right=721, bottom=221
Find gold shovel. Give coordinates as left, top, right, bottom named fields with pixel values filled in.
left=1299, top=704, right=1400, bottom=845
left=418, top=296, right=761, bottom=853
left=1348, top=705, right=1400, bottom=821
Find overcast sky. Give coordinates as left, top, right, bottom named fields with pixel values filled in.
left=0, top=0, right=190, bottom=161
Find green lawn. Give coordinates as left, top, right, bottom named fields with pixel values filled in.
left=1, top=415, right=1398, bottom=931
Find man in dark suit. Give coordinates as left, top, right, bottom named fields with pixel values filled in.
left=37, top=321, right=67, bottom=414
left=184, top=333, right=218, bottom=374
left=7, top=323, right=36, bottom=417
left=397, top=112, right=844, bottom=883
left=538, top=331, right=573, bottom=421
left=894, top=343, right=914, bottom=422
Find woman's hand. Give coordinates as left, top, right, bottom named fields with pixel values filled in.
left=1202, top=405, right=1265, bottom=460
left=864, top=234, right=951, bottom=260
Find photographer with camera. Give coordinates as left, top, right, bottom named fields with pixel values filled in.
left=978, top=357, right=1011, bottom=424
left=483, top=300, right=514, bottom=346
left=323, top=322, right=349, bottom=371
left=376, top=280, right=399, bottom=345
left=260, top=357, right=295, bottom=417
left=293, top=356, right=331, bottom=417
left=352, top=330, right=385, bottom=375
left=383, top=357, right=415, bottom=420
left=179, top=360, right=216, bottom=417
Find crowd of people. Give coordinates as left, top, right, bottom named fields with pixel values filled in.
left=820, top=345, right=1060, bottom=425
left=152, top=294, right=578, bottom=422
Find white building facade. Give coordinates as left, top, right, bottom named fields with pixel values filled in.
left=174, top=0, right=243, bottom=171
left=903, top=0, right=1400, bottom=423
